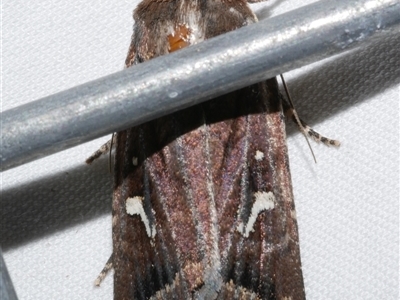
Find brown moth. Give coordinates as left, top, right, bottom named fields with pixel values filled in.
left=88, top=0, right=337, bottom=299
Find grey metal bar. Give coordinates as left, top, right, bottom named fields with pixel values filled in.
left=1, top=0, right=399, bottom=171
left=0, top=249, right=19, bottom=300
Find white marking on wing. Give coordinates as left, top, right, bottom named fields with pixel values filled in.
left=238, top=191, right=276, bottom=238
left=291, top=209, right=297, bottom=220
left=126, top=196, right=156, bottom=240
left=255, top=150, right=264, bottom=161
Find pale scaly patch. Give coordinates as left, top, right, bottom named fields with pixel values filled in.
left=223, top=279, right=261, bottom=299
left=126, top=197, right=156, bottom=241
left=255, top=150, right=264, bottom=161
left=291, top=209, right=297, bottom=220
left=150, top=273, right=181, bottom=300
left=237, top=191, right=276, bottom=238
left=182, top=261, right=204, bottom=291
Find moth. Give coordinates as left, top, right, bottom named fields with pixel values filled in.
left=88, top=1, right=338, bottom=299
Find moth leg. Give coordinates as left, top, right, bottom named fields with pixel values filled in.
left=86, top=135, right=115, bottom=164
left=282, top=98, right=341, bottom=147
left=94, top=254, right=113, bottom=286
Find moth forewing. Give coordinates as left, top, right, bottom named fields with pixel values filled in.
left=112, top=1, right=305, bottom=299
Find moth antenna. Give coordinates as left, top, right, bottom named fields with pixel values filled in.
left=109, top=133, right=115, bottom=173
left=94, top=254, right=113, bottom=287
left=280, top=74, right=317, bottom=163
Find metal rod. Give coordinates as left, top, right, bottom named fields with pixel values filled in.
left=1, top=0, right=399, bottom=171
left=0, top=248, right=19, bottom=300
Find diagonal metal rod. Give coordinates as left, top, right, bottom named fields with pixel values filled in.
left=1, top=0, right=399, bottom=171
left=0, top=248, right=18, bottom=300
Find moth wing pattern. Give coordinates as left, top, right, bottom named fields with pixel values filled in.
left=112, top=1, right=305, bottom=299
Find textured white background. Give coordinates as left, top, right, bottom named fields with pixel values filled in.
left=2, top=0, right=399, bottom=299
